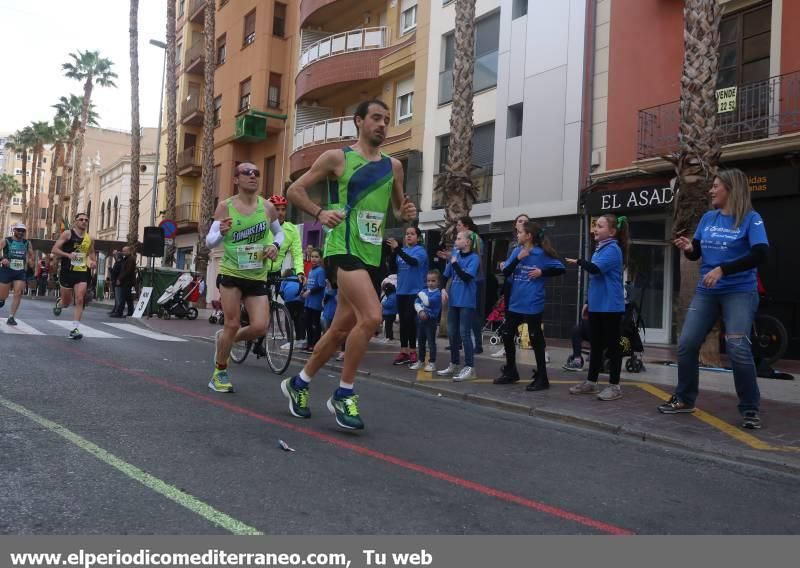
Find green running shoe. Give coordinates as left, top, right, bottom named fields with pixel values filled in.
left=327, top=394, right=364, bottom=430
left=281, top=377, right=311, bottom=418
left=208, top=368, right=234, bottom=393
left=69, top=328, right=83, bottom=340
left=53, top=299, right=62, bottom=316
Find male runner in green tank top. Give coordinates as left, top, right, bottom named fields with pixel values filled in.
left=0, top=223, right=35, bottom=325
left=281, top=99, right=417, bottom=430
left=205, top=162, right=284, bottom=393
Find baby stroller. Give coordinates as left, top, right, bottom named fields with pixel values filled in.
left=608, top=283, right=646, bottom=373
left=156, top=273, right=199, bottom=320
left=483, top=295, right=510, bottom=346
left=208, top=298, right=224, bottom=325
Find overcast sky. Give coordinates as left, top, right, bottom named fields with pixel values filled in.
left=0, top=0, right=167, bottom=135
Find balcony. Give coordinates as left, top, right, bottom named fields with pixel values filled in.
left=299, top=0, right=339, bottom=28
left=232, top=109, right=285, bottom=143
left=293, top=116, right=357, bottom=152
left=188, top=0, right=205, bottom=24
left=432, top=168, right=493, bottom=209
left=184, top=39, right=204, bottom=75
left=638, top=70, right=800, bottom=160
left=177, top=147, right=201, bottom=177
left=299, top=27, right=387, bottom=71
left=181, top=95, right=204, bottom=126
left=174, top=202, right=200, bottom=234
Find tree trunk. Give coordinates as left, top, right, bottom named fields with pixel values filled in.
left=437, top=0, right=478, bottom=247
left=671, top=0, right=723, bottom=366
left=46, top=142, right=64, bottom=237
left=194, top=0, right=216, bottom=308
left=27, top=147, right=40, bottom=230
left=128, top=0, right=142, bottom=247
left=19, top=150, right=29, bottom=225
left=164, top=0, right=178, bottom=266
left=56, top=140, right=74, bottom=236
left=30, top=150, right=43, bottom=233
left=71, top=78, right=95, bottom=219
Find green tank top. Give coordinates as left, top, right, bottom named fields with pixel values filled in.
left=220, top=196, right=272, bottom=281
left=323, top=147, right=394, bottom=267
left=3, top=238, right=28, bottom=271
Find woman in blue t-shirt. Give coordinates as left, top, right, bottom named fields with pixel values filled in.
left=660, top=169, right=768, bottom=430
left=566, top=214, right=629, bottom=401
left=437, top=231, right=481, bottom=382
left=494, top=221, right=565, bottom=391
left=387, top=226, right=429, bottom=366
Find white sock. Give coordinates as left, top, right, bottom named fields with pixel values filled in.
left=299, top=369, right=314, bottom=383
left=339, top=380, right=354, bottom=391
left=72, top=321, right=80, bottom=329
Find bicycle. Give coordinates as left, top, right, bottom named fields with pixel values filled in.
left=229, top=276, right=295, bottom=374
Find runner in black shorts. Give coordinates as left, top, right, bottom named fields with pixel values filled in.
left=0, top=223, right=35, bottom=325
left=52, top=213, right=96, bottom=339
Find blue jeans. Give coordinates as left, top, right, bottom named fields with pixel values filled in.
left=417, top=317, right=438, bottom=363
left=676, top=291, right=760, bottom=413
left=448, top=307, right=475, bottom=367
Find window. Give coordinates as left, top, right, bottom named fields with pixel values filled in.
left=507, top=103, right=523, bottom=138
left=268, top=73, right=282, bottom=108
left=396, top=77, right=414, bottom=124
left=179, top=0, right=185, bottom=17
left=213, top=95, right=222, bottom=126
left=40, top=207, right=47, bottom=220
left=243, top=9, right=256, bottom=46
left=239, top=78, right=251, bottom=112
left=273, top=2, right=287, bottom=38
left=262, top=156, right=276, bottom=197
left=176, top=42, right=182, bottom=68
left=100, top=205, right=105, bottom=229
left=439, top=12, right=500, bottom=104
left=400, top=0, right=418, bottom=34
left=718, top=3, right=771, bottom=88
left=113, top=197, right=118, bottom=226
left=216, top=34, right=227, bottom=65
left=512, top=0, right=528, bottom=19
left=15, top=152, right=21, bottom=160
left=437, top=122, right=495, bottom=172
left=87, top=201, right=92, bottom=220
left=107, top=200, right=112, bottom=227
left=12, top=196, right=21, bottom=206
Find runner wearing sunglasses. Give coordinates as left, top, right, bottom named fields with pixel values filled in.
left=52, top=213, right=97, bottom=339
left=0, top=223, right=35, bottom=325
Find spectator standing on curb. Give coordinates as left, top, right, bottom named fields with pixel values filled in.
left=110, top=245, right=137, bottom=317
left=387, top=226, right=428, bottom=366
left=381, top=281, right=397, bottom=342
left=409, top=269, right=443, bottom=372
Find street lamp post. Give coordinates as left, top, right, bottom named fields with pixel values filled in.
left=146, top=39, right=167, bottom=317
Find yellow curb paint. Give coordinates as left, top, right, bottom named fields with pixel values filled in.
left=0, top=394, right=263, bottom=535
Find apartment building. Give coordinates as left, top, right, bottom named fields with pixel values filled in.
left=2, top=145, right=50, bottom=238
left=419, top=0, right=590, bottom=338
left=587, top=0, right=800, bottom=352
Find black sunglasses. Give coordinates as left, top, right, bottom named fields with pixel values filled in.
left=14, top=229, right=26, bottom=232
left=237, top=168, right=260, bottom=178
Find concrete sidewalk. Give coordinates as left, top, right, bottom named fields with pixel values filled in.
left=68, top=300, right=800, bottom=475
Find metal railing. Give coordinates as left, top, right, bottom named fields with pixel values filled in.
left=637, top=70, right=800, bottom=159
left=177, top=147, right=199, bottom=170
left=185, top=39, right=204, bottom=71
left=299, top=27, right=388, bottom=71
left=293, top=116, right=358, bottom=151
left=176, top=202, right=200, bottom=225
left=432, top=168, right=493, bottom=209
left=181, top=95, right=204, bottom=119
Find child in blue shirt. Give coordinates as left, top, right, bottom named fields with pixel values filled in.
left=381, top=282, right=398, bottom=341
left=279, top=270, right=305, bottom=347
left=438, top=231, right=481, bottom=382
left=496, top=221, right=565, bottom=391
left=409, top=270, right=443, bottom=372
left=566, top=214, right=629, bottom=401
left=302, top=249, right=325, bottom=351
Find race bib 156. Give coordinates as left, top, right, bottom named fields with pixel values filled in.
left=356, top=211, right=385, bottom=245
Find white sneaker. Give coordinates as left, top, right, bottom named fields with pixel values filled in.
left=490, top=348, right=505, bottom=358
left=280, top=341, right=292, bottom=351
left=409, top=361, right=423, bottom=370
left=545, top=351, right=551, bottom=364
left=295, top=340, right=307, bottom=348
left=335, top=351, right=345, bottom=362
left=453, top=366, right=473, bottom=382
left=423, top=362, right=436, bottom=372
left=436, top=363, right=458, bottom=376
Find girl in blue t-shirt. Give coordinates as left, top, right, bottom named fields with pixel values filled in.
left=495, top=221, right=565, bottom=391
left=662, top=169, right=768, bottom=430
left=410, top=269, right=444, bottom=373
left=388, top=227, right=429, bottom=366
left=437, top=231, right=480, bottom=382
left=566, top=214, right=629, bottom=401
left=381, top=282, right=398, bottom=341
left=302, top=249, right=325, bottom=351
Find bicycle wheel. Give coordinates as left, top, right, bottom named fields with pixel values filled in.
left=230, top=339, right=251, bottom=364
left=751, top=313, right=788, bottom=367
left=265, top=301, right=294, bottom=374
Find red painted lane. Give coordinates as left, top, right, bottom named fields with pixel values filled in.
left=51, top=342, right=635, bottom=535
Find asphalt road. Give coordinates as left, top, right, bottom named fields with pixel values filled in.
left=1, top=299, right=799, bottom=534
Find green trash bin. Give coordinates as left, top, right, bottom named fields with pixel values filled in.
left=138, top=266, right=191, bottom=316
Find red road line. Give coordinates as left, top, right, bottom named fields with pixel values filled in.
left=50, top=341, right=635, bottom=535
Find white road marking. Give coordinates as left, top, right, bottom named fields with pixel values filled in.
left=103, top=323, right=187, bottom=342
left=0, top=319, right=46, bottom=335
left=47, top=320, right=121, bottom=338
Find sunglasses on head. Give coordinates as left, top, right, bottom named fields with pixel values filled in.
left=237, top=168, right=260, bottom=178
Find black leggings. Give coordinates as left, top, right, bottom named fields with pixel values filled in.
left=305, top=307, right=322, bottom=347
left=397, top=295, right=417, bottom=349
left=383, top=315, right=395, bottom=340
left=503, top=312, right=547, bottom=379
left=287, top=302, right=305, bottom=341
left=571, top=318, right=590, bottom=358
left=588, top=312, right=623, bottom=385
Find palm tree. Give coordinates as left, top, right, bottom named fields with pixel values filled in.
left=195, top=0, right=216, bottom=306
left=62, top=50, right=118, bottom=219
left=433, top=0, right=477, bottom=245
left=0, top=173, right=21, bottom=236
left=669, top=0, right=723, bottom=364
left=53, top=94, right=100, bottom=231
left=5, top=127, right=34, bottom=228
left=164, top=0, right=179, bottom=265
left=129, top=0, right=142, bottom=247
left=45, top=118, right=70, bottom=238
left=27, top=121, right=53, bottom=232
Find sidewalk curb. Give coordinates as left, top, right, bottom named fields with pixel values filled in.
left=125, top=319, right=800, bottom=476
